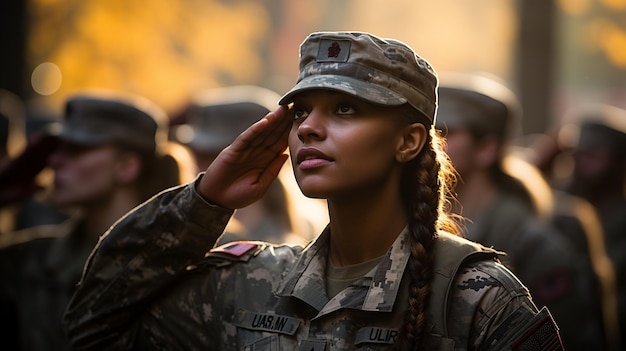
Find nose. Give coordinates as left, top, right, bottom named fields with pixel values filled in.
left=297, top=110, right=326, bottom=142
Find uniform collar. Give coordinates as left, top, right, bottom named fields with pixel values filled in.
left=276, top=226, right=411, bottom=317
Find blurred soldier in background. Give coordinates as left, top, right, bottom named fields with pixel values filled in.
left=560, top=104, right=626, bottom=349
left=0, top=91, right=71, bottom=236
left=435, top=73, right=609, bottom=350
left=172, top=85, right=316, bottom=245
left=0, top=89, right=194, bottom=350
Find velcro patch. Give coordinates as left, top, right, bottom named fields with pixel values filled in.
left=210, top=241, right=258, bottom=257
left=512, top=310, right=564, bottom=350
left=317, top=39, right=350, bottom=63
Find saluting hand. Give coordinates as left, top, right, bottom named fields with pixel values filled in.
left=196, top=105, right=292, bottom=209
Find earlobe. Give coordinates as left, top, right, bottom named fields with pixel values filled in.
left=396, top=123, right=427, bottom=162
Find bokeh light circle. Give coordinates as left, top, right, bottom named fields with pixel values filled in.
left=31, top=62, right=62, bottom=96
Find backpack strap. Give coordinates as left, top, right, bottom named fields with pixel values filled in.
left=426, top=232, right=501, bottom=337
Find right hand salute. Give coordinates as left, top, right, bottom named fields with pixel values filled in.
left=196, top=105, right=292, bottom=209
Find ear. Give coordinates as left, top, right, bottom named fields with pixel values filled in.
left=396, top=123, right=428, bottom=163
left=114, top=152, right=142, bottom=185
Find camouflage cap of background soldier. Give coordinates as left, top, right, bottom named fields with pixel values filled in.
left=278, top=31, right=439, bottom=124
left=435, top=73, right=522, bottom=141
left=172, top=85, right=280, bottom=152
left=48, top=89, right=169, bottom=155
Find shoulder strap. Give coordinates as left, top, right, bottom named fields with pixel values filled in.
left=426, top=232, right=501, bottom=337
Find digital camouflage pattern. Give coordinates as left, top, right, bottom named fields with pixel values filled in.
left=278, top=32, right=438, bottom=124
left=63, top=177, right=563, bottom=350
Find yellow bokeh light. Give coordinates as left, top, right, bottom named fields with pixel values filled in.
left=558, top=0, right=592, bottom=15
left=31, top=62, right=62, bottom=96
left=601, top=0, right=626, bottom=10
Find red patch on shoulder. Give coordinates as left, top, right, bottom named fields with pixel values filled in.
left=210, top=242, right=257, bottom=257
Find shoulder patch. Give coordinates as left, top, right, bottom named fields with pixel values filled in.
left=190, top=241, right=264, bottom=270
left=209, top=241, right=258, bottom=257
left=484, top=306, right=564, bottom=350
left=512, top=307, right=564, bottom=350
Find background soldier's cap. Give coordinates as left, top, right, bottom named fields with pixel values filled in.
left=567, top=103, right=626, bottom=156
left=435, top=73, right=521, bottom=140
left=173, top=85, right=279, bottom=152
left=278, top=31, right=439, bottom=124
left=48, top=89, right=168, bottom=154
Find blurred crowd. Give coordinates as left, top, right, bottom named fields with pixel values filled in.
left=0, top=76, right=624, bottom=350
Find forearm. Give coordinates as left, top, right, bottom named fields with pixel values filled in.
left=63, top=176, right=234, bottom=349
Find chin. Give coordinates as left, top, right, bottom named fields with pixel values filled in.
left=296, top=182, right=331, bottom=200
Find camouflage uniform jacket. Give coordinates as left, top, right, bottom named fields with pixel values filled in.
left=465, top=191, right=606, bottom=350
left=64, top=179, right=563, bottom=350
left=0, top=216, right=96, bottom=350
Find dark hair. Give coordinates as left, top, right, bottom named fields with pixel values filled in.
left=124, top=141, right=197, bottom=203
left=394, top=107, right=460, bottom=349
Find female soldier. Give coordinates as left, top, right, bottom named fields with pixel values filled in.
left=63, top=32, right=563, bottom=350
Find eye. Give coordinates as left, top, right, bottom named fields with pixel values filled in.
left=336, top=103, right=356, bottom=115
left=292, top=103, right=310, bottom=121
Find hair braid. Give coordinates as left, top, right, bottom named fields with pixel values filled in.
left=394, top=127, right=460, bottom=350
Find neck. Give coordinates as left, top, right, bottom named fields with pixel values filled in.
left=327, top=182, right=407, bottom=267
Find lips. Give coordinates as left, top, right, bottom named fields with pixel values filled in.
left=296, top=147, right=333, bottom=168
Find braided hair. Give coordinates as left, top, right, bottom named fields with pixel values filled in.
left=394, top=108, right=460, bottom=350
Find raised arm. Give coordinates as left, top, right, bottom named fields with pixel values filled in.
left=63, top=106, right=292, bottom=349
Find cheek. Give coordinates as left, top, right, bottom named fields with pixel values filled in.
left=443, top=134, right=474, bottom=170
left=75, top=156, right=113, bottom=183
left=55, top=154, right=118, bottom=204
left=443, top=137, right=463, bottom=162
left=337, top=130, right=397, bottom=176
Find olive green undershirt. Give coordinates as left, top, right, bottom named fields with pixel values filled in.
left=325, top=254, right=385, bottom=298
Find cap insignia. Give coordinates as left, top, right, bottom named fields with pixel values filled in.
left=317, top=39, right=350, bottom=63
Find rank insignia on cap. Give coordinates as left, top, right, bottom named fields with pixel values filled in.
left=317, top=39, right=350, bottom=63
left=210, top=241, right=258, bottom=257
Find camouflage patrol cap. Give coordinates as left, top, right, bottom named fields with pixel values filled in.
left=173, top=85, right=279, bottom=151
left=436, top=73, right=521, bottom=140
left=50, top=89, right=168, bottom=154
left=278, top=31, right=439, bottom=124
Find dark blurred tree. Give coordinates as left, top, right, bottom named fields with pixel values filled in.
left=0, top=0, right=27, bottom=99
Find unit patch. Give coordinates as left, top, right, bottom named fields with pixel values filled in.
left=209, top=241, right=258, bottom=257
